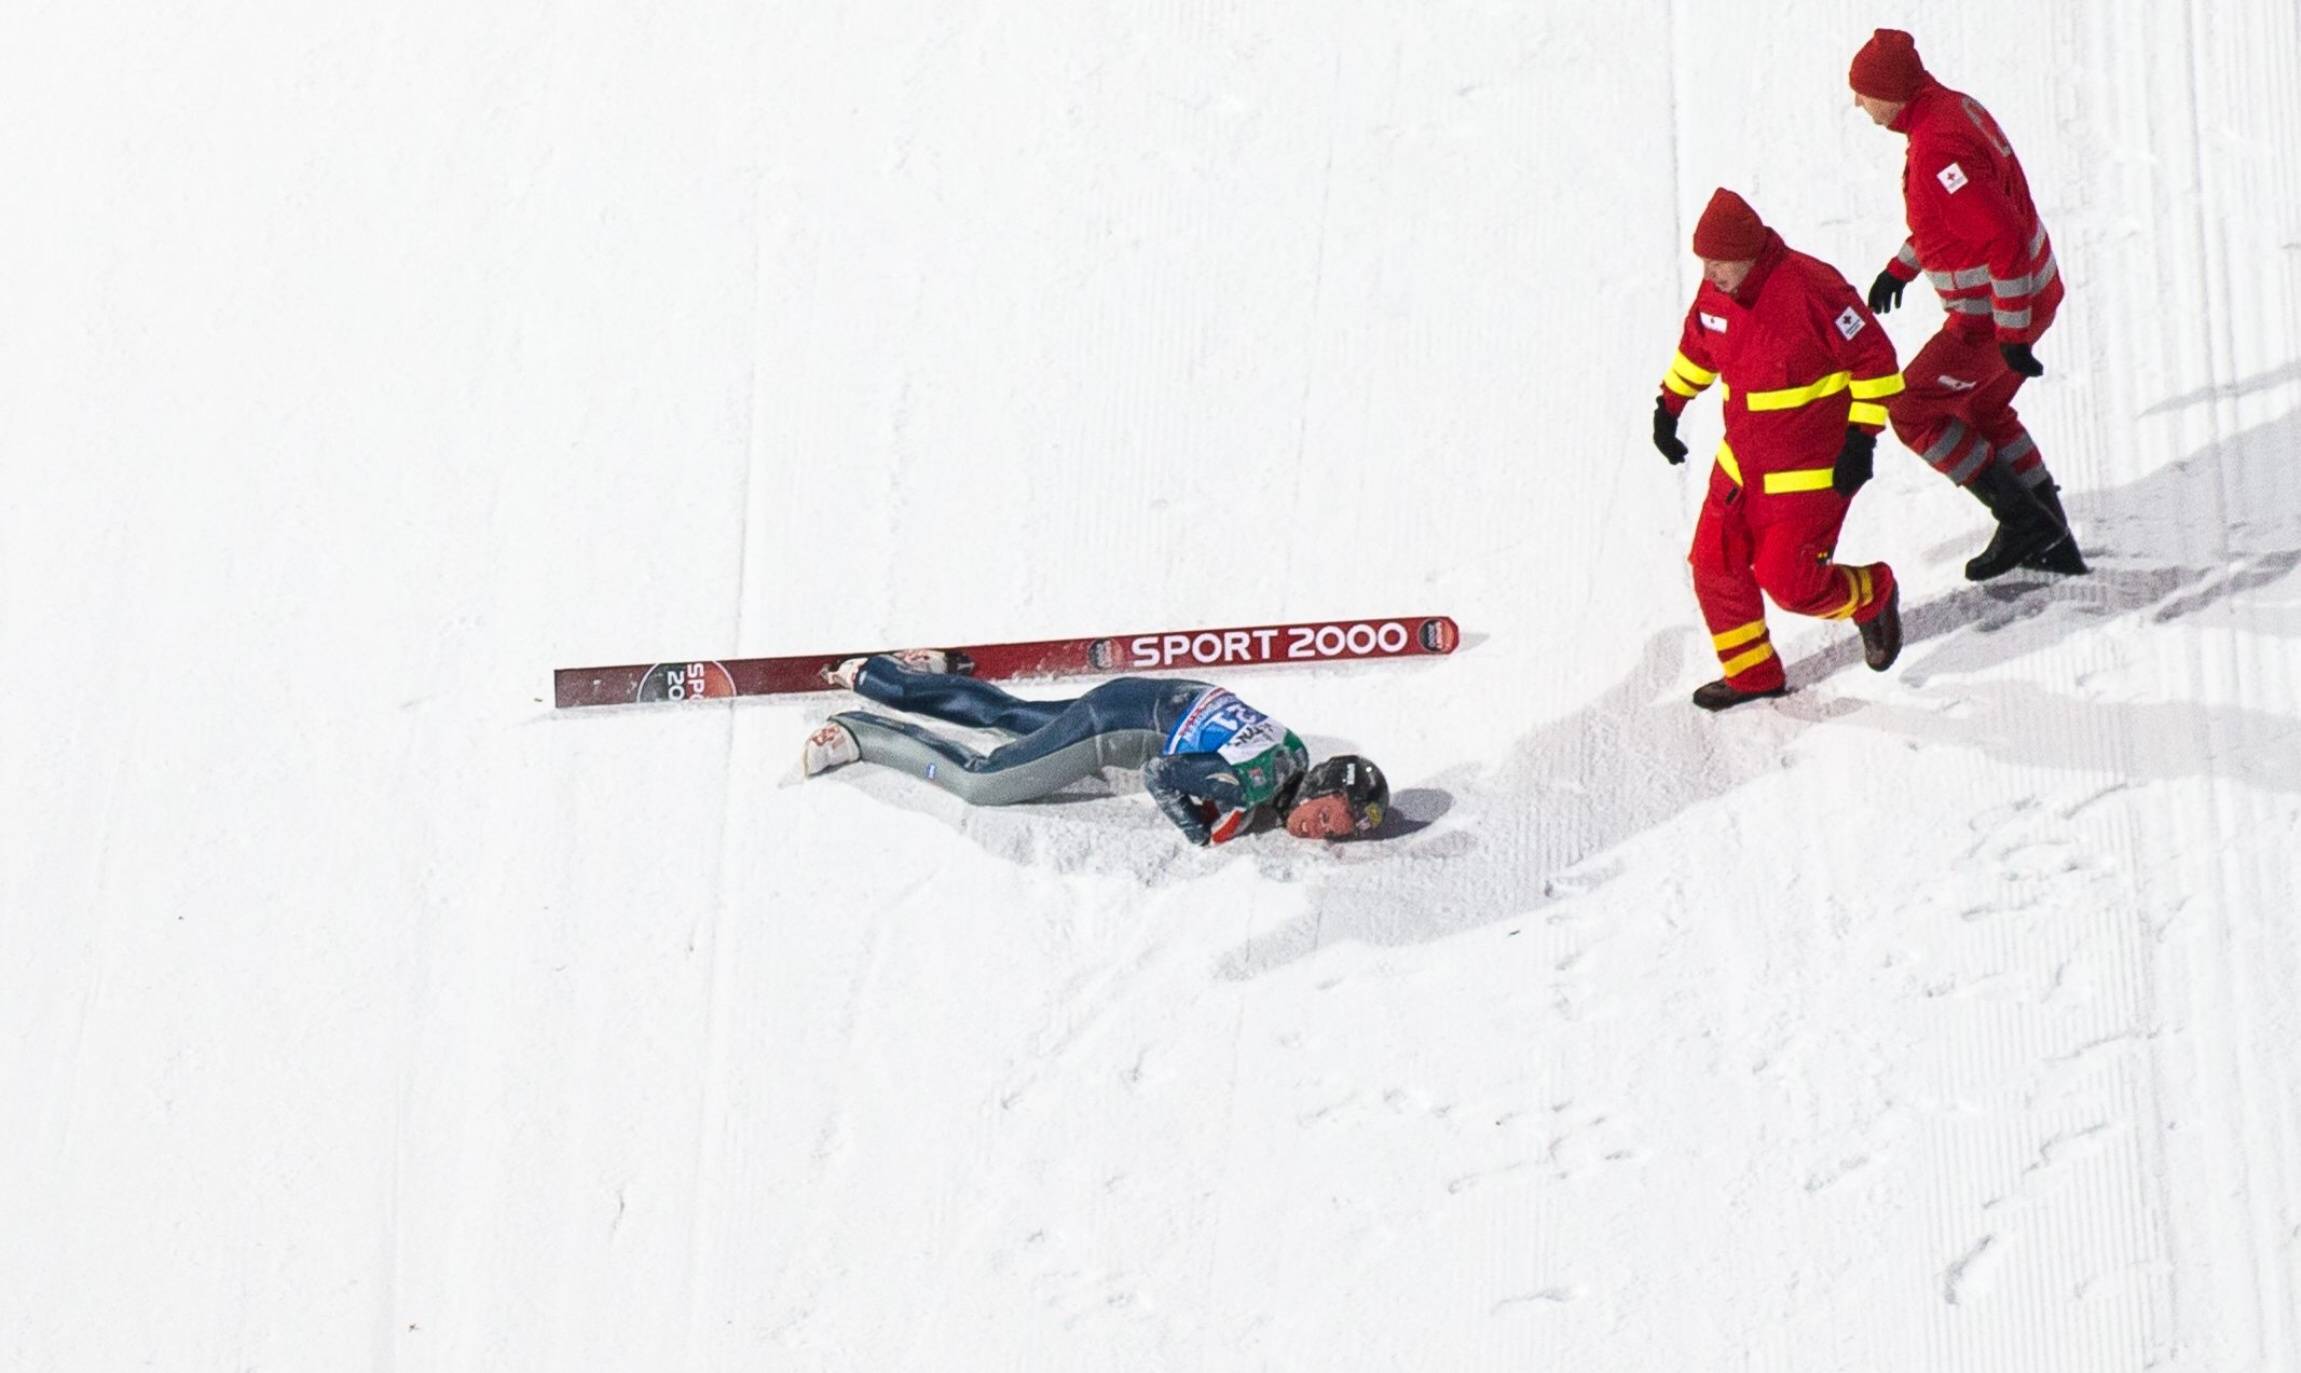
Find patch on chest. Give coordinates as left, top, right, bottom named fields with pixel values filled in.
left=1699, top=311, right=1728, bottom=332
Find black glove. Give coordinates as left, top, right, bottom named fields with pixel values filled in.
left=1832, top=427, right=1876, bottom=496
left=1867, top=269, right=1906, bottom=314
left=1999, top=341, right=2044, bottom=377
left=1651, top=396, right=1688, bottom=465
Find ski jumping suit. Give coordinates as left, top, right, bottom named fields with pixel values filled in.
left=832, top=656, right=1308, bottom=846
left=1659, top=231, right=1904, bottom=694
left=1873, top=77, right=2064, bottom=495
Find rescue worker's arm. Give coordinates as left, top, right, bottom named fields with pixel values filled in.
left=1914, top=151, right=2042, bottom=344
left=1872, top=240, right=1921, bottom=311
left=1653, top=307, right=1720, bottom=464
left=1820, top=278, right=1901, bottom=496
left=1658, top=308, right=1720, bottom=419
left=1143, top=752, right=1253, bottom=846
left=1823, top=284, right=1903, bottom=432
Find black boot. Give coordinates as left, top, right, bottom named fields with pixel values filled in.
left=1962, top=463, right=2069, bottom=581
left=2020, top=480, right=2089, bottom=575
left=1692, top=679, right=1788, bottom=711
left=1858, top=585, right=1902, bottom=671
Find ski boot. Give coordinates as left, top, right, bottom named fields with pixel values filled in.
left=823, top=648, right=952, bottom=690
left=800, top=721, right=860, bottom=775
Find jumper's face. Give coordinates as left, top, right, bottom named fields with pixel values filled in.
left=1286, top=792, right=1359, bottom=839
left=1701, top=257, right=1755, bottom=294
left=1854, top=91, right=1903, bottom=126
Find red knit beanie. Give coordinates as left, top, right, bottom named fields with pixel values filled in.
left=1849, top=28, right=1926, bottom=102
left=1691, top=188, right=1766, bottom=261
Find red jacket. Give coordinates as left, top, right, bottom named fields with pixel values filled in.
left=1877, top=78, right=2063, bottom=344
left=1660, top=232, right=1904, bottom=492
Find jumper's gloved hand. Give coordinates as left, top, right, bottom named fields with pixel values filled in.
left=1651, top=396, right=1688, bottom=465
left=1867, top=270, right=1905, bottom=314
left=1999, top=341, right=2044, bottom=377
left=1833, top=426, right=1877, bottom=496
left=1189, top=799, right=1249, bottom=846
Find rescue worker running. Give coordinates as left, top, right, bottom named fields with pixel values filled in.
left=1850, top=27, right=2086, bottom=580
left=1652, top=189, right=1905, bottom=712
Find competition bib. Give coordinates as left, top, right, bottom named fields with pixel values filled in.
left=1167, top=688, right=1305, bottom=808
left=1166, top=688, right=1284, bottom=761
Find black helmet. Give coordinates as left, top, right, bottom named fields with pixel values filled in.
left=1296, top=755, right=1389, bottom=833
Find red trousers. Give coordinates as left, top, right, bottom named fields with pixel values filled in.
left=1689, top=462, right=1895, bottom=693
left=1887, top=323, right=2048, bottom=490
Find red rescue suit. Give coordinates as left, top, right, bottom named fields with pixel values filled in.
left=1660, top=232, right=1904, bottom=693
left=1875, top=78, right=2063, bottom=487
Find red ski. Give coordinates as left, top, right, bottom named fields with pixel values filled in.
left=554, top=614, right=1461, bottom=710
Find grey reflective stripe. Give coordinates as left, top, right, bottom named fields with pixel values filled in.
left=1946, top=435, right=1995, bottom=484
left=1896, top=241, right=1921, bottom=269
left=1922, top=421, right=1971, bottom=463
left=1947, top=297, right=1992, bottom=314
left=2029, top=222, right=2048, bottom=255
left=1923, top=422, right=1993, bottom=484
left=1998, top=433, right=2037, bottom=463
left=1994, top=306, right=2032, bottom=329
left=1991, top=253, right=2060, bottom=298
left=1929, top=266, right=1992, bottom=290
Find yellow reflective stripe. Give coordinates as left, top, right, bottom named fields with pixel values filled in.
left=1671, top=351, right=1717, bottom=386
left=1848, top=401, right=1888, bottom=427
left=1849, top=372, right=1905, bottom=399
left=1744, top=370, right=1851, bottom=412
left=1822, top=566, right=1868, bottom=620
left=1712, top=619, right=1769, bottom=651
left=1663, top=372, right=1701, bottom=398
left=1744, top=370, right=1851, bottom=410
left=1720, top=642, right=1777, bottom=676
left=1716, top=442, right=1742, bottom=486
left=1762, top=467, right=1837, bottom=494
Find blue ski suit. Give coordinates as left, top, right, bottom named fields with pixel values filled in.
left=833, top=656, right=1309, bottom=845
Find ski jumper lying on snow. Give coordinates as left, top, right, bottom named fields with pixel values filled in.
left=801, top=654, right=1389, bottom=845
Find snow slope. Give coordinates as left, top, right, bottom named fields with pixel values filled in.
left=5, top=2, right=2298, bottom=1369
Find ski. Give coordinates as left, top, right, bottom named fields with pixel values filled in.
left=553, top=613, right=1462, bottom=710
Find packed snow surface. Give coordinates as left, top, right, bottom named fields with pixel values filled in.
left=6, top=2, right=2299, bottom=1369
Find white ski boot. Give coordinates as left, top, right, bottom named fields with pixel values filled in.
left=825, top=649, right=949, bottom=690
left=800, top=721, right=860, bottom=776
